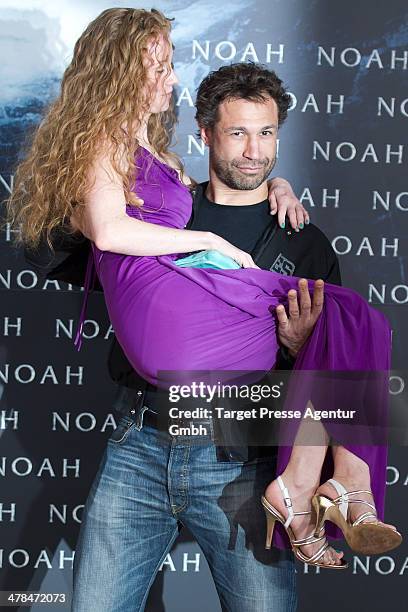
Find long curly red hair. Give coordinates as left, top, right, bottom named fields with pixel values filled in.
left=5, top=7, right=177, bottom=248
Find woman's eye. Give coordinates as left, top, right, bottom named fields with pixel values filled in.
left=157, top=63, right=172, bottom=75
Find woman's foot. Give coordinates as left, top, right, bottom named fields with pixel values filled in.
left=316, top=477, right=397, bottom=531
left=264, top=477, right=345, bottom=566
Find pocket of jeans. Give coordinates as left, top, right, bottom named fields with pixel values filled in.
left=108, top=416, right=136, bottom=445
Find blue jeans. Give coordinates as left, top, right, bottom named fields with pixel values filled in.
left=72, top=410, right=297, bottom=612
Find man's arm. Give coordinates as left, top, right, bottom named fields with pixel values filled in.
left=24, top=226, right=94, bottom=287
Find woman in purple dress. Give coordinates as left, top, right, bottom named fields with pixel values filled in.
left=7, top=7, right=401, bottom=570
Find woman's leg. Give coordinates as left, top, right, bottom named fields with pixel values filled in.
left=266, top=428, right=397, bottom=564
left=263, top=410, right=344, bottom=565
left=272, top=277, right=393, bottom=554
left=316, top=445, right=396, bottom=529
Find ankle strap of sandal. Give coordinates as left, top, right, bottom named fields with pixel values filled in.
left=277, top=475, right=311, bottom=529
left=277, top=476, right=294, bottom=528
left=328, top=478, right=376, bottom=520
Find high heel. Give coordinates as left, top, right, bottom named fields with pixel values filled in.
left=265, top=510, right=276, bottom=549
left=261, top=476, right=348, bottom=569
left=312, top=478, right=403, bottom=555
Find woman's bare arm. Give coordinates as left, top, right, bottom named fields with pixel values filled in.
left=77, top=146, right=213, bottom=255
left=73, top=146, right=257, bottom=267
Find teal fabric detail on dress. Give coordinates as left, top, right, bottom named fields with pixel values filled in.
left=174, top=249, right=241, bottom=270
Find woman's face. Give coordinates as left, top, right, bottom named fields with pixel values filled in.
left=144, top=35, right=178, bottom=114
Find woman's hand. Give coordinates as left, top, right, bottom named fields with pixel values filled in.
left=208, top=234, right=260, bottom=269
left=267, top=177, right=310, bottom=230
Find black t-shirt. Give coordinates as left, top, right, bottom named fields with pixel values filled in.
left=193, top=187, right=273, bottom=253
left=189, top=182, right=341, bottom=285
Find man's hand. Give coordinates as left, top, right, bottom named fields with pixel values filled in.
left=275, top=279, right=324, bottom=358
left=267, top=177, right=310, bottom=231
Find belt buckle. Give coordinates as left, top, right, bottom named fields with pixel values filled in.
left=132, top=405, right=155, bottom=430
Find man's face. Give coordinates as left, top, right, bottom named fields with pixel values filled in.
left=201, top=97, right=279, bottom=190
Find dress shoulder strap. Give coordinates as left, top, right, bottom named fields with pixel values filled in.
left=74, top=245, right=96, bottom=351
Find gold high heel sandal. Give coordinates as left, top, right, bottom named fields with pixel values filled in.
left=261, top=476, right=348, bottom=569
left=312, top=478, right=403, bottom=555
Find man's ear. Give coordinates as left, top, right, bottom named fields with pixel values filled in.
left=200, top=126, right=211, bottom=146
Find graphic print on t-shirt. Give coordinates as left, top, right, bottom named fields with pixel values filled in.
left=270, top=253, right=296, bottom=275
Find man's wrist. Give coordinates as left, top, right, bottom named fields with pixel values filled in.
left=269, top=177, right=291, bottom=190
left=280, top=345, right=297, bottom=364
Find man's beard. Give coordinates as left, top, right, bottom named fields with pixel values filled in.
left=211, top=155, right=276, bottom=190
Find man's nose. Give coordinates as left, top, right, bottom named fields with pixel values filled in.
left=242, top=138, right=261, bottom=160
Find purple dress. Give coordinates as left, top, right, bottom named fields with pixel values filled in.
left=85, top=147, right=390, bottom=547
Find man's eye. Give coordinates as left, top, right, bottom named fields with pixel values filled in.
left=261, top=130, right=274, bottom=136
left=231, top=131, right=243, bottom=137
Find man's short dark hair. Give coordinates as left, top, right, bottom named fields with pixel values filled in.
left=195, top=62, right=291, bottom=130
